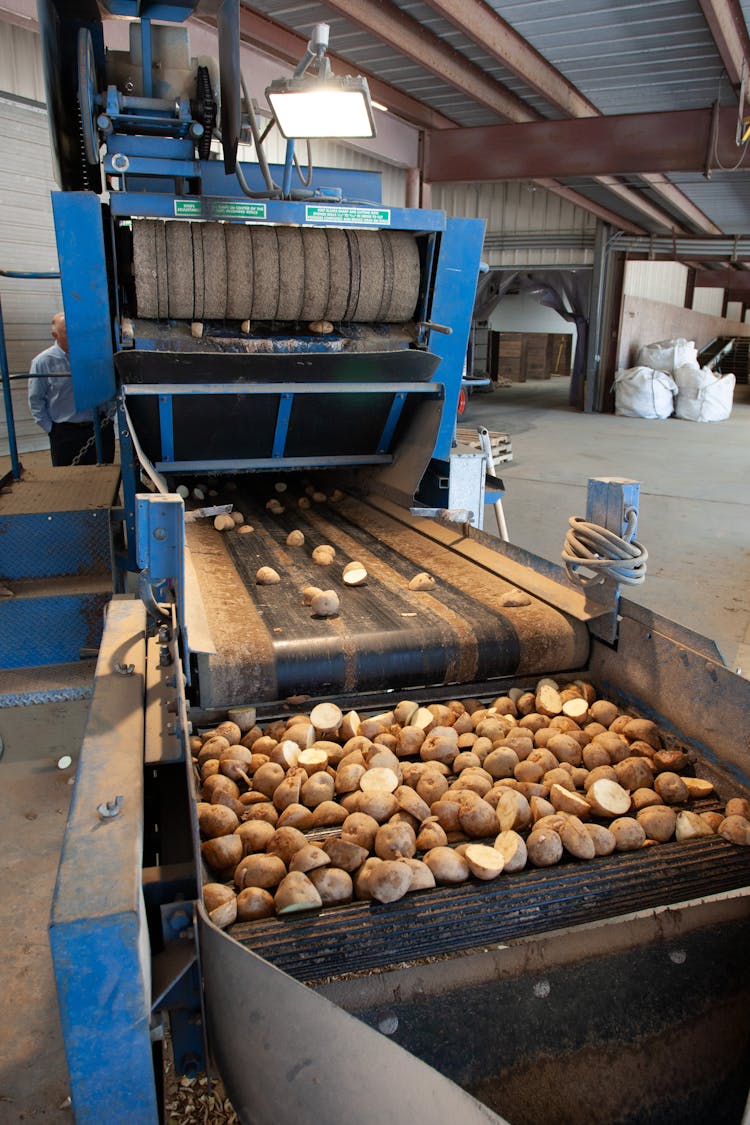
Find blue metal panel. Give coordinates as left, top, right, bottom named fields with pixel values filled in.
left=427, top=217, right=486, bottom=460
left=135, top=494, right=185, bottom=579
left=0, top=593, right=109, bottom=667
left=49, top=599, right=156, bottom=1123
left=376, top=392, right=407, bottom=453
left=272, top=393, right=294, bottom=459
left=124, top=381, right=441, bottom=397
left=158, top=394, right=175, bottom=462
left=200, top=160, right=384, bottom=205
left=52, top=193, right=116, bottom=410
left=109, top=192, right=446, bottom=231
left=107, top=135, right=195, bottom=159
left=105, top=155, right=201, bottom=177
left=0, top=510, right=111, bottom=580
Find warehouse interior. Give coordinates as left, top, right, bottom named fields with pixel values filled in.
left=1, top=2, right=750, bottom=1123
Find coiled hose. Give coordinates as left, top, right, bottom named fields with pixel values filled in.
left=562, top=508, right=648, bottom=588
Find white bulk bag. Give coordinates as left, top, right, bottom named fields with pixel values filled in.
left=637, top=338, right=698, bottom=375
left=614, top=366, right=677, bottom=420
left=674, top=364, right=735, bottom=422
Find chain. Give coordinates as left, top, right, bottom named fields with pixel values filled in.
left=70, top=400, right=118, bottom=467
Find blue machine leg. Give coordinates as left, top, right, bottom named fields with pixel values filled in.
left=49, top=599, right=159, bottom=1123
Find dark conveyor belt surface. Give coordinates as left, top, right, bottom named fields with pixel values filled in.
left=187, top=492, right=589, bottom=708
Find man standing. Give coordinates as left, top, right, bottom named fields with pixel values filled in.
left=28, top=312, right=115, bottom=466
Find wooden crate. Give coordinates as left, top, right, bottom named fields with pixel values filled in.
left=455, top=427, right=513, bottom=464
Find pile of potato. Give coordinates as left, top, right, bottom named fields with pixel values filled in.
left=195, top=680, right=750, bottom=930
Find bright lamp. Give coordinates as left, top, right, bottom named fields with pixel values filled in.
left=266, top=74, right=376, bottom=139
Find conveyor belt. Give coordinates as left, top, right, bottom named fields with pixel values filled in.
left=230, top=836, right=750, bottom=983
left=187, top=492, right=589, bottom=707
left=133, top=220, right=422, bottom=323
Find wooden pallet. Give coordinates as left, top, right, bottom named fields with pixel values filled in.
left=456, top=427, right=513, bottom=464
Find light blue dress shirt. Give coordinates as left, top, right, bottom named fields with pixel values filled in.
left=28, top=343, right=92, bottom=433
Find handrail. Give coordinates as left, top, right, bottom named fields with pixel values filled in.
left=0, top=270, right=61, bottom=479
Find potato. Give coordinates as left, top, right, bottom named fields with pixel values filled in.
left=589, top=700, right=619, bottom=727
left=266, top=826, right=308, bottom=865
left=725, top=797, right=750, bottom=821
left=310, top=801, right=348, bottom=827
left=527, top=828, right=563, bottom=867
left=242, top=802, right=278, bottom=826
left=275, top=872, right=323, bottom=914
left=496, top=789, right=532, bottom=832
left=198, top=803, right=239, bottom=838
left=719, top=815, right=750, bottom=846
left=549, top=784, right=590, bottom=818
left=408, top=572, right=436, bottom=591
left=614, top=757, right=654, bottom=792
left=609, top=817, right=646, bottom=851
left=301, top=585, right=323, bottom=606
left=286, top=530, right=305, bottom=547
left=424, top=846, right=470, bottom=884
left=559, top=816, right=596, bottom=860
left=312, top=545, right=336, bottom=565
left=203, top=883, right=237, bottom=929
left=289, top=844, right=331, bottom=873
left=276, top=803, right=315, bottom=830
left=308, top=867, right=354, bottom=906
left=636, top=805, right=677, bottom=843
left=354, top=857, right=383, bottom=900
left=675, top=810, right=714, bottom=842
left=202, top=773, right=240, bottom=801
left=582, top=743, right=612, bottom=770
left=201, top=834, right=243, bottom=872
left=234, top=853, right=287, bottom=890
left=464, top=844, right=505, bottom=879
left=311, top=590, right=340, bottom=616
left=341, top=812, right=379, bottom=851
left=653, top=772, right=689, bottom=805
left=368, top=860, right=413, bottom=903
left=375, top=822, right=417, bottom=860
left=300, top=772, right=335, bottom=808
left=358, top=790, right=399, bottom=823
left=236, top=887, right=275, bottom=921
left=682, top=777, right=714, bottom=799
left=623, top=718, right=661, bottom=749
left=323, top=837, right=369, bottom=872
left=235, top=820, right=276, bottom=854
left=630, top=787, right=661, bottom=811
left=398, top=858, right=436, bottom=891
left=256, top=566, right=281, bottom=585
left=546, top=733, right=582, bottom=766
left=459, top=796, right=499, bottom=838
left=484, top=747, right=519, bottom=779
left=586, top=778, right=631, bottom=818
left=416, top=817, right=448, bottom=850
left=653, top=749, right=689, bottom=772
left=493, top=829, right=528, bottom=872
left=584, top=823, right=617, bottom=856
left=253, top=761, right=285, bottom=797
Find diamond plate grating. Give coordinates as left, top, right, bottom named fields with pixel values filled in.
left=0, top=660, right=96, bottom=707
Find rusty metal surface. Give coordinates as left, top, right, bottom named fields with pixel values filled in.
left=423, top=106, right=746, bottom=183
left=0, top=465, right=120, bottom=515
left=590, top=604, right=750, bottom=785
left=198, top=906, right=509, bottom=1125
left=320, top=908, right=750, bottom=1125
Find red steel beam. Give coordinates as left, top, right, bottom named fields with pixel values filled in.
left=699, top=0, right=750, bottom=86
left=694, top=268, right=750, bottom=293
left=423, top=107, right=748, bottom=181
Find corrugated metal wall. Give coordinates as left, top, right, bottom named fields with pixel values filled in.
left=693, top=287, right=724, bottom=316
left=0, top=22, right=63, bottom=454
left=623, top=260, right=688, bottom=306
left=431, top=180, right=596, bottom=266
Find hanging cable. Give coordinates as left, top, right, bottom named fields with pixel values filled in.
left=294, top=139, right=314, bottom=187
left=562, top=508, right=648, bottom=589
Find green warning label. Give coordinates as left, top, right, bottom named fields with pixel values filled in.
left=173, top=200, right=267, bottom=220
left=305, top=205, right=391, bottom=226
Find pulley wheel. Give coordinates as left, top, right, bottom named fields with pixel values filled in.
left=166, top=222, right=195, bottom=320
left=301, top=227, right=330, bottom=323
left=275, top=227, right=305, bottom=321
left=133, top=220, right=158, bottom=319
left=250, top=227, right=280, bottom=320
left=202, top=223, right=227, bottom=318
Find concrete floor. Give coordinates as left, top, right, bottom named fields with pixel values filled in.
left=1, top=377, right=749, bottom=1120
left=466, top=377, right=750, bottom=674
